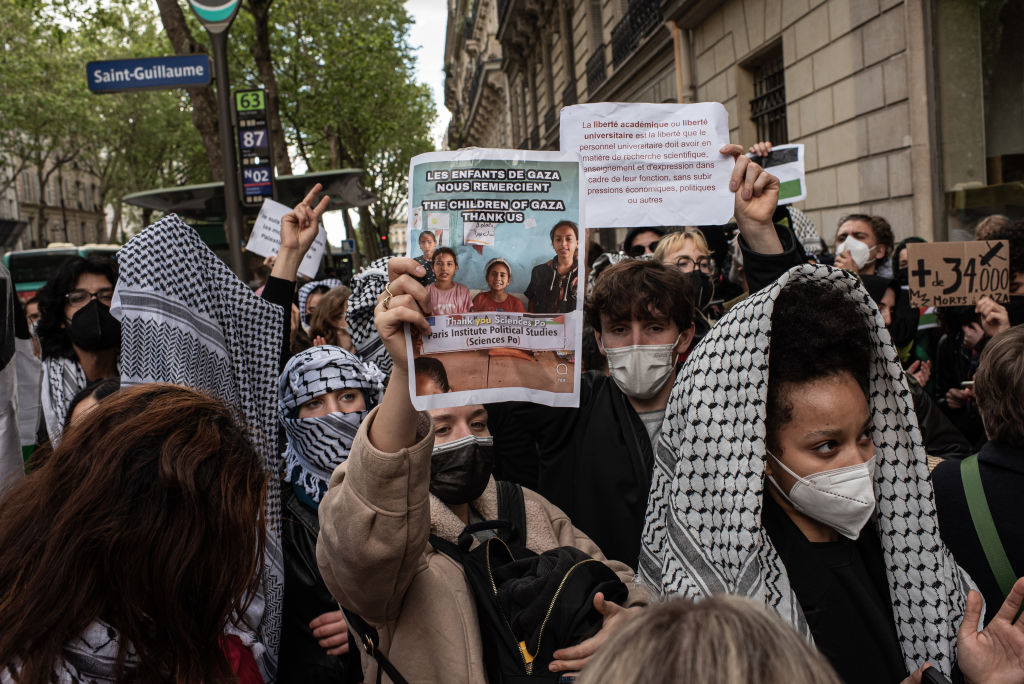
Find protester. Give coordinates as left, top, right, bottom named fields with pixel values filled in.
left=0, top=263, right=23, bottom=493
left=278, top=345, right=383, bottom=683
left=309, top=286, right=355, bottom=352
left=932, top=325, right=1024, bottom=624
left=653, top=228, right=717, bottom=323
left=622, top=226, right=664, bottom=257
left=24, top=296, right=40, bottom=358
left=316, top=256, right=648, bottom=683
left=471, top=257, right=524, bottom=312
left=426, top=246, right=472, bottom=315
left=298, top=278, right=344, bottom=332
left=414, top=229, right=438, bottom=285
left=832, top=214, right=893, bottom=276
left=987, top=221, right=1024, bottom=324
left=747, top=141, right=826, bottom=258
left=0, top=384, right=266, bottom=683
left=63, top=377, right=119, bottom=429
left=525, top=220, right=579, bottom=313
left=576, top=595, right=842, bottom=684
left=345, top=256, right=395, bottom=375
left=975, top=213, right=1012, bottom=241
left=640, top=265, right=1024, bottom=683
left=35, top=255, right=120, bottom=445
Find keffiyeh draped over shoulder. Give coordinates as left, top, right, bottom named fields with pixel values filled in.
left=279, top=344, right=384, bottom=504
left=297, top=278, right=343, bottom=328
left=111, top=214, right=285, bottom=681
left=346, top=256, right=393, bottom=375
left=639, top=264, right=973, bottom=677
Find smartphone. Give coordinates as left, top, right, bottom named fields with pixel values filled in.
left=961, top=381, right=974, bottom=388
left=921, top=667, right=953, bottom=684
left=557, top=676, right=578, bottom=684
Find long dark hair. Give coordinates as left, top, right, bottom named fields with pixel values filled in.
left=36, top=255, right=119, bottom=361
left=0, top=384, right=267, bottom=683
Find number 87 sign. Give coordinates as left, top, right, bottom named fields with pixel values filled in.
left=907, top=240, right=1010, bottom=307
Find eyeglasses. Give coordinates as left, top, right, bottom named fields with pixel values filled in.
left=628, top=242, right=659, bottom=257
left=673, top=256, right=715, bottom=274
left=66, top=288, right=114, bottom=307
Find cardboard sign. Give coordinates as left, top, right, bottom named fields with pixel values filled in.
left=405, top=148, right=584, bottom=410
left=559, top=102, right=733, bottom=227
left=748, top=144, right=805, bottom=205
left=245, top=198, right=327, bottom=280
left=906, top=240, right=1010, bottom=307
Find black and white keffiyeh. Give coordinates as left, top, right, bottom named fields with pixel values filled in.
left=279, top=344, right=384, bottom=504
left=0, top=621, right=139, bottom=684
left=111, top=214, right=285, bottom=681
left=346, top=256, right=393, bottom=375
left=639, top=264, right=974, bottom=677
left=297, top=278, right=344, bottom=329
left=40, top=356, right=87, bottom=445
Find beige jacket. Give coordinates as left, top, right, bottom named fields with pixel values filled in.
left=316, top=406, right=645, bottom=684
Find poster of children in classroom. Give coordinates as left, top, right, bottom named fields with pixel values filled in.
left=405, top=148, right=584, bottom=409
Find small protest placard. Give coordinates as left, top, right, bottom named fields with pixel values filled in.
left=748, top=144, right=805, bottom=205
left=245, top=198, right=327, bottom=280
left=405, top=149, right=584, bottom=410
left=559, top=102, right=732, bottom=227
left=906, top=240, right=1010, bottom=307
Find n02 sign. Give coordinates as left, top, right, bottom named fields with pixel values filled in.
left=907, top=240, right=1010, bottom=307
left=242, top=166, right=273, bottom=197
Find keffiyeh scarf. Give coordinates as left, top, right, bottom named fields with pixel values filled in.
left=111, top=214, right=285, bottom=682
left=40, top=355, right=87, bottom=445
left=347, top=256, right=393, bottom=374
left=279, top=345, right=384, bottom=504
left=298, top=278, right=344, bottom=329
left=639, top=264, right=973, bottom=677
left=0, top=621, right=138, bottom=684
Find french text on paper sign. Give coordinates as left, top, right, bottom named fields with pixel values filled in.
left=420, top=313, right=568, bottom=354
left=907, top=240, right=1010, bottom=307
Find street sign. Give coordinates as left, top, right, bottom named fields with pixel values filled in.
left=86, top=55, right=211, bottom=93
left=187, top=0, right=241, bottom=33
left=235, top=89, right=275, bottom=208
left=339, top=239, right=356, bottom=254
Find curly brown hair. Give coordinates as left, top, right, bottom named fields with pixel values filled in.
left=0, top=384, right=266, bottom=683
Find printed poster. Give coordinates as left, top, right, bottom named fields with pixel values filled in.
left=405, top=149, right=584, bottom=410
left=560, top=102, right=733, bottom=227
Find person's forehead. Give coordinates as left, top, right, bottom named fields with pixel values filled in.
left=599, top=310, right=674, bottom=327
left=666, top=242, right=707, bottom=259
left=488, top=264, right=509, bottom=274
left=420, top=233, right=434, bottom=242
left=428, top=404, right=487, bottom=422
left=633, top=230, right=660, bottom=244
left=553, top=226, right=576, bottom=238
left=74, top=272, right=112, bottom=289
left=837, top=220, right=873, bottom=237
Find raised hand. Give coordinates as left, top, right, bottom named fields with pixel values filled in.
left=719, top=144, right=782, bottom=254
left=956, top=578, right=1024, bottom=684
left=272, top=183, right=330, bottom=282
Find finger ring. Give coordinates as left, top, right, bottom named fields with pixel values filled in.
left=382, top=294, right=392, bottom=311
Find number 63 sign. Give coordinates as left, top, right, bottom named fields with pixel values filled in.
left=906, top=240, right=1010, bottom=307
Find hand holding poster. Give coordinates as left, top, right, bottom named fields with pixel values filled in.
left=747, top=144, right=806, bottom=205
left=245, top=198, right=327, bottom=279
left=560, top=102, right=733, bottom=227
left=906, top=240, right=1010, bottom=307
left=405, top=149, right=584, bottom=410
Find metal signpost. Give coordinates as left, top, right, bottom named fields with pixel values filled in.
left=86, top=55, right=211, bottom=93
left=235, top=89, right=276, bottom=210
left=188, top=0, right=246, bottom=278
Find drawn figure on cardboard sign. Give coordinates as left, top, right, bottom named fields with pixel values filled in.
left=525, top=221, right=579, bottom=314
left=414, top=230, right=438, bottom=286
left=427, top=247, right=473, bottom=315
left=472, top=258, right=525, bottom=313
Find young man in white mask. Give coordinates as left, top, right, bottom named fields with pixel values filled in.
left=833, top=214, right=894, bottom=276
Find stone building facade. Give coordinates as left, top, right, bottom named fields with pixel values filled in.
left=6, top=163, right=106, bottom=249
left=444, top=0, right=1023, bottom=243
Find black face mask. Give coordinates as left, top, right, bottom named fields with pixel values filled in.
left=429, top=435, right=494, bottom=505
left=1004, top=295, right=1024, bottom=327
left=894, top=267, right=909, bottom=287
left=69, top=300, right=121, bottom=351
left=687, top=270, right=714, bottom=312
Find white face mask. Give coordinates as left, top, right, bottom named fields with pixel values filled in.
left=602, top=334, right=680, bottom=400
left=766, top=452, right=877, bottom=539
left=836, top=236, right=875, bottom=270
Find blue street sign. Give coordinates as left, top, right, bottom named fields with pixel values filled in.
left=339, top=239, right=356, bottom=255
left=242, top=165, right=273, bottom=197
left=87, top=55, right=211, bottom=93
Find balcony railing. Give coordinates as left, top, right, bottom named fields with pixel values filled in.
left=586, top=46, right=607, bottom=95
left=610, top=0, right=662, bottom=68
left=562, top=82, right=577, bottom=107
left=543, top=107, right=556, bottom=134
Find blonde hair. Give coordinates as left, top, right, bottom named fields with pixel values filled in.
left=576, top=595, right=841, bottom=684
left=653, top=228, right=710, bottom=263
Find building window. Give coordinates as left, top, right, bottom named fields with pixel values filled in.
left=748, top=45, right=788, bottom=144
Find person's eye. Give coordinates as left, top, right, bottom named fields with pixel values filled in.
left=435, top=425, right=450, bottom=435
left=812, top=440, right=839, bottom=453
left=858, top=429, right=873, bottom=443
left=471, top=421, right=486, bottom=431
left=609, top=326, right=627, bottom=334
left=305, top=398, right=322, bottom=409
left=340, top=392, right=357, bottom=402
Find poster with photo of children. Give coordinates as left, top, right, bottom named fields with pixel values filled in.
left=405, top=149, right=585, bottom=410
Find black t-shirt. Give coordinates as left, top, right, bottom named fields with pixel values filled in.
left=762, top=494, right=907, bottom=684
left=524, top=258, right=578, bottom=313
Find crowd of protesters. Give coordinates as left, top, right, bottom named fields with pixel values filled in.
left=0, top=137, right=1023, bottom=684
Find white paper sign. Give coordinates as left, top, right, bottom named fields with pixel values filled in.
left=464, top=221, right=497, bottom=246
left=748, top=143, right=806, bottom=205
left=245, top=198, right=328, bottom=280
left=560, top=102, right=733, bottom=227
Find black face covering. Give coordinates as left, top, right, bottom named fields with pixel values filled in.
left=429, top=435, right=494, bottom=505
left=1004, top=295, right=1024, bottom=327
left=69, top=300, right=121, bottom=351
left=894, top=267, right=909, bottom=287
left=687, top=270, right=714, bottom=312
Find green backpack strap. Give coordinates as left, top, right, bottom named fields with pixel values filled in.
left=960, top=454, right=1019, bottom=599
